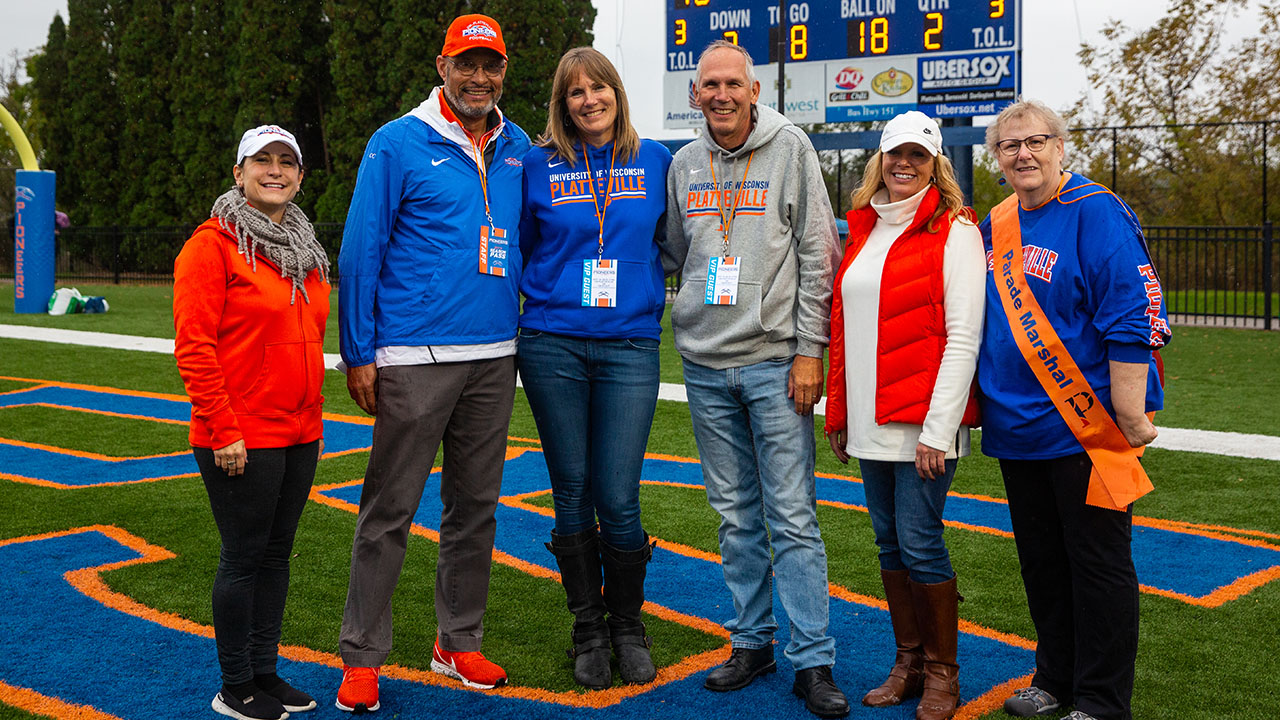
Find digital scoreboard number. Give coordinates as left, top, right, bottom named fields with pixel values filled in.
left=664, top=0, right=1021, bottom=127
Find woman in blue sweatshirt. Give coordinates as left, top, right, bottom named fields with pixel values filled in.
left=518, top=47, right=672, bottom=690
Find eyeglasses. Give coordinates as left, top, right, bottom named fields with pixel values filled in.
left=448, top=57, right=507, bottom=78
left=996, top=134, right=1056, bottom=156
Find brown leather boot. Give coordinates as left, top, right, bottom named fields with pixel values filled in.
left=862, top=569, right=924, bottom=707
left=909, top=575, right=960, bottom=720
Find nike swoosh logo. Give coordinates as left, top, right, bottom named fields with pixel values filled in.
left=548, top=159, right=566, bottom=168
left=690, top=168, right=704, bottom=174
left=432, top=158, right=449, bottom=166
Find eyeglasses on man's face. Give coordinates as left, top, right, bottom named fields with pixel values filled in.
left=996, top=134, right=1057, bottom=156
left=448, top=57, right=507, bottom=78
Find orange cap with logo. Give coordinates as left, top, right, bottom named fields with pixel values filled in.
left=442, top=14, right=506, bottom=59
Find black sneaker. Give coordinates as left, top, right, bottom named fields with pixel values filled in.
left=257, top=677, right=317, bottom=712
left=1003, top=686, right=1061, bottom=717
left=212, top=690, right=289, bottom=720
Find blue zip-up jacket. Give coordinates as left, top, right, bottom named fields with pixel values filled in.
left=977, top=173, right=1171, bottom=460
left=518, top=139, right=672, bottom=340
left=338, top=89, right=532, bottom=367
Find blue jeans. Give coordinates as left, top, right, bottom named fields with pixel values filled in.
left=682, top=357, right=835, bottom=670
left=858, top=458, right=957, bottom=584
left=517, top=330, right=659, bottom=551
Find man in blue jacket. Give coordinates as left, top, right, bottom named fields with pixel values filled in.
left=333, top=14, right=531, bottom=713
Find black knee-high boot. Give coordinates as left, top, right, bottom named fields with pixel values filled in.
left=601, top=534, right=657, bottom=684
left=546, top=528, right=612, bottom=689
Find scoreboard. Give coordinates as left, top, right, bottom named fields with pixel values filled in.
left=664, top=0, right=1021, bottom=128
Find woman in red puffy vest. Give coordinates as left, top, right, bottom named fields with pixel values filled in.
left=824, top=111, right=985, bottom=720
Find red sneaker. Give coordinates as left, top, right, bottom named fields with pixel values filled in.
left=335, top=665, right=380, bottom=713
left=430, top=640, right=508, bottom=689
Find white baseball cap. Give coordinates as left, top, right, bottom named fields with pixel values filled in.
left=879, top=111, right=943, bottom=156
left=236, top=125, right=303, bottom=166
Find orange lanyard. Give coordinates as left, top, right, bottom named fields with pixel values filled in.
left=581, top=144, right=618, bottom=257
left=708, top=150, right=755, bottom=258
left=467, top=134, right=495, bottom=231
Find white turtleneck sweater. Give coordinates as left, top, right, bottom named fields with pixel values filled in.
left=841, top=186, right=986, bottom=461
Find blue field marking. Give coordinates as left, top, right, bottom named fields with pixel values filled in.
left=807, top=469, right=1280, bottom=603
left=0, top=385, right=192, bottom=422
left=3, top=383, right=1276, bottom=604
left=320, top=450, right=1035, bottom=715
left=0, top=385, right=373, bottom=486
left=0, top=527, right=1022, bottom=719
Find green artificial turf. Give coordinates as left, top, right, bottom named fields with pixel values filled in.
left=1156, top=326, right=1280, bottom=435
left=1165, top=289, right=1280, bottom=317
left=0, top=378, right=33, bottom=393
left=6, top=283, right=1278, bottom=434
left=0, top=283, right=342, bottom=354
left=2, top=297, right=1279, bottom=718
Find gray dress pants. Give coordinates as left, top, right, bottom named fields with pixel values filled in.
left=339, top=357, right=516, bottom=666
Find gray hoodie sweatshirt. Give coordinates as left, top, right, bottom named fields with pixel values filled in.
left=665, top=104, right=841, bottom=370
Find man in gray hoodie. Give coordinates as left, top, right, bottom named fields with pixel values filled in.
left=665, top=40, right=847, bottom=719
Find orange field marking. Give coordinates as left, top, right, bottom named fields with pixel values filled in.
left=956, top=673, right=1036, bottom=720
left=1, top=402, right=190, bottom=426
left=0, top=437, right=189, bottom=463
left=1134, top=516, right=1280, bottom=550
left=1155, top=519, right=1280, bottom=542
left=0, top=375, right=189, bottom=403
left=1140, top=565, right=1280, bottom=608
left=0, top=381, right=55, bottom=397
left=0, top=470, right=201, bottom=489
left=0, top=679, right=125, bottom=720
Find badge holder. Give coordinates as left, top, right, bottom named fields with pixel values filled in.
left=705, top=256, right=741, bottom=305
left=479, top=225, right=509, bottom=276
left=582, top=258, right=618, bottom=307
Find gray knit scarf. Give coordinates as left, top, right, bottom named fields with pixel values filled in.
left=211, top=186, right=330, bottom=304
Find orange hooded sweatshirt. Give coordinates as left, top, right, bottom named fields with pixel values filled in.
left=173, top=218, right=330, bottom=449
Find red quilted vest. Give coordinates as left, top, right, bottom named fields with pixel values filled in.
left=824, top=186, right=980, bottom=434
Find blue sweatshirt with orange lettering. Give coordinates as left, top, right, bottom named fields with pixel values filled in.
left=977, top=173, right=1171, bottom=460
left=518, top=139, right=672, bottom=340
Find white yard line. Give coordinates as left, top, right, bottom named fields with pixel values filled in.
left=4, top=323, right=1277, bottom=462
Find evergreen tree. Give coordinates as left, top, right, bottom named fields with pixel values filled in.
left=115, top=0, right=178, bottom=228
left=28, top=15, right=70, bottom=180
left=288, top=0, right=333, bottom=220
left=2, top=52, right=39, bottom=227
left=483, top=0, right=596, bottom=136
left=316, top=0, right=595, bottom=224
left=19, top=0, right=599, bottom=230
left=169, top=0, right=235, bottom=224
left=384, top=0, right=446, bottom=115
left=314, top=1, right=394, bottom=223
left=63, top=0, right=122, bottom=226
left=232, top=0, right=330, bottom=219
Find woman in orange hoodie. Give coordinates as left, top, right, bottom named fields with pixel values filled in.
left=173, top=125, right=330, bottom=720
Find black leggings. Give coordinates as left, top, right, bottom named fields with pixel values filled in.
left=195, top=440, right=318, bottom=685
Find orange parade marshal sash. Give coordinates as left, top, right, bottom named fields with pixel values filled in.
left=989, top=194, right=1153, bottom=512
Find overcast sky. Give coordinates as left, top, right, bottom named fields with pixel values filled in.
left=0, top=0, right=1257, bottom=140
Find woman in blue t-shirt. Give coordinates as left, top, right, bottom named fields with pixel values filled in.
left=517, top=47, right=673, bottom=690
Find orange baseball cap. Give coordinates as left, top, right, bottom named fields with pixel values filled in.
left=442, top=14, right=506, bottom=59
